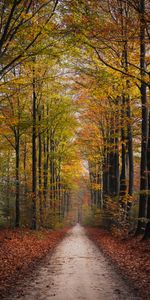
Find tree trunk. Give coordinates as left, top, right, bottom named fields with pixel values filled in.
left=89, top=170, right=94, bottom=206
left=103, top=146, right=110, bottom=198
left=109, top=115, right=119, bottom=197
left=38, top=110, right=42, bottom=226
left=31, top=65, right=37, bottom=230
left=6, top=151, right=10, bottom=226
left=23, top=136, right=27, bottom=195
left=15, top=132, right=20, bottom=227
left=143, top=112, right=150, bottom=239
left=127, top=99, right=134, bottom=196
left=43, top=135, right=47, bottom=203
left=136, top=0, right=148, bottom=234
left=119, top=0, right=134, bottom=207
left=114, top=100, right=120, bottom=197
left=50, top=132, right=55, bottom=210
left=127, top=98, right=134, bottom=214
left=120, top=96, right=127, bottom=199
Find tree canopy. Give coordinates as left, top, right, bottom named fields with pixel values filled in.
left=0, top=0, right=150, bottom=239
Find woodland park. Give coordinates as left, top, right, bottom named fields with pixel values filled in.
left=0, top=1, right=150, bottom=299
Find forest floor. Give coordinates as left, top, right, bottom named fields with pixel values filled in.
left=86, top=227, right=150, bottom=299
left=0, top=227, right=68, bottom=299
left=1, top=224, right=139, bottom=300
left=1, top=225, right=149, bottom=300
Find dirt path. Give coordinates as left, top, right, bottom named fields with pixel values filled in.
left=10, top=224, right=139, bottom=300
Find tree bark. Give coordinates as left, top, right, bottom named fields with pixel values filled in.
left=127, top=97, right=134, bottom=215
left=120, top=96, right=127, bottom=199
left=15, top=131, right=20, bottom=227
left=50, top=131, right=55, bottom=210
left=23, top=136, right=27, bottom=195
left=38, top=110, right=42, bottom=226
left=127, top=99, right=134, bottom=196
left=31, top=65, right=37, bottom=230
left=143, top=112, right=150, bottom=239
left=136, top=0, right=148, bottom=234
left=103, top=146, right=110, bottom=198
left=109, top=115, right=119, bottom=197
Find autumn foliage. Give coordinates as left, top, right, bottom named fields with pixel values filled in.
left=0, top=228, right=68, bottom=298
left=86, top=227, right=150, bottom=299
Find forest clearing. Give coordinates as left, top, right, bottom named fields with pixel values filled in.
left=0, top=0, right=150, bottom=299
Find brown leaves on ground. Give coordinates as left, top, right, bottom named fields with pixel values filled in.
left=0, top=227, right=68, bottom=298
left=86, top=227, right=150, bottom=299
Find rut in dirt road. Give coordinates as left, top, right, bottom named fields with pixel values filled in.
left=11, top=224, right=139, bottom=300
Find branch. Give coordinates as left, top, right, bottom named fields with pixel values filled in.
left=0, top=0, right=59, bottom=76
left=2, top=134, right=15, bottom=150
left=0, top=1, right=21, bottom=52
left=87, top=43, right=150, bottom=88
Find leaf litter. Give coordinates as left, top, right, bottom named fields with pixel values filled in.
left=0, top=228, right=68, bottom=298
left=86, top=227, right=150, bottom=299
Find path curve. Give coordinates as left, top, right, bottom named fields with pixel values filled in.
left=11, top=224, right=139, bottom=300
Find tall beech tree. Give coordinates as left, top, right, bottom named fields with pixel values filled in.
left=136, top=0, right=148, bottom=234
left=31, top=60, right=37, bottom=229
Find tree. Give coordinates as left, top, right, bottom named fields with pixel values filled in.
left=0, top=0, right=59, bottom=77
